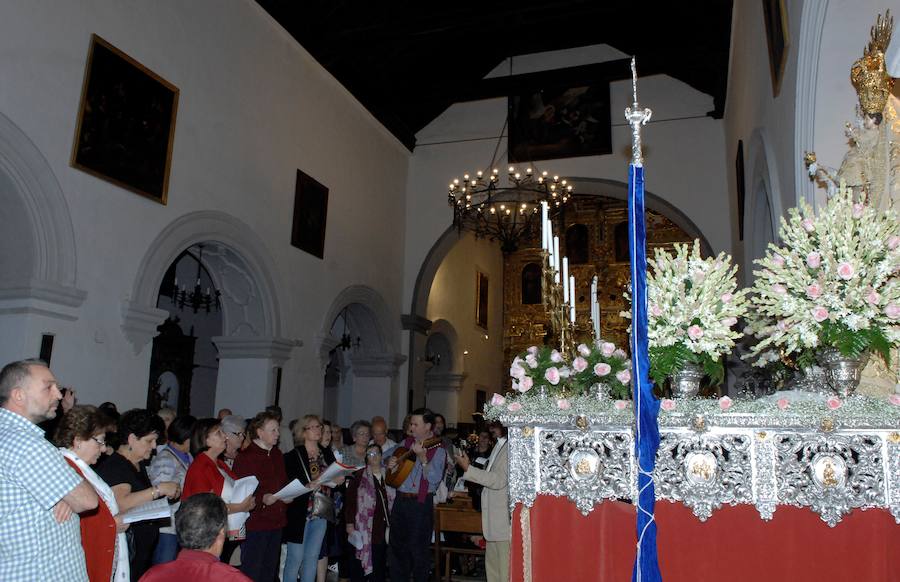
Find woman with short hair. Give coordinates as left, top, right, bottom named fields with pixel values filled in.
left=55, top=405, right=130, bottom=582
left=344, top=444, right=394, bottom=582
left=96, top=409, right=181, bottom=581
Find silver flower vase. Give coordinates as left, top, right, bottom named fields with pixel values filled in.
left=591, top=383, right=607, bottom=400
left=537, top=385, right=549, bottom=400
left=819, top=348, right=869, bottom=397
left=669, top=362, right=704, bottom=398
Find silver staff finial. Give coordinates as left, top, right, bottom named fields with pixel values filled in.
left=624, top=57, right=652, bottom=167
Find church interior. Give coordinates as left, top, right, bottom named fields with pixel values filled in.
left=0, top=0, right=897, bottom=429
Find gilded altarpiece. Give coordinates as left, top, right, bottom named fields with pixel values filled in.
left=503, top=195, right=693, bottom=362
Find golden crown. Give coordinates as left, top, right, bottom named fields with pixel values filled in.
left=850, top=10, right=894, bottom=116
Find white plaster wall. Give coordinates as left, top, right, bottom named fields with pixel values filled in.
left=0, top=1, right=409, bottom=418
left=403, top=44, right=730, bottom=316
left=425, top=232, right=505, bottom=422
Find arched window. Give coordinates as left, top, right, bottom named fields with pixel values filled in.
left=521, top=262, right=542, bottom=304
left=565, top=224, right=590, bottom=264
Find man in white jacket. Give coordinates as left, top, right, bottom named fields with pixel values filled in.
left=454, top=433, right=510, bottom=582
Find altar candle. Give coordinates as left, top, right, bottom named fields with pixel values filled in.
left=541, top=202, right=549, bottom=251
left=553, top=236, right=560, bottom=282
left=562, top=257, right=569, bottom=301
left=569, top=275, right=576, bottom=323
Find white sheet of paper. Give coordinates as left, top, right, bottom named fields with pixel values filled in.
left=273, top=478, right=313, bottom=502
left=123, top=497, right=171, bottom=524
left=319, top=461, right=363, bottom=488
left=225, top=475, right=259, bottom=532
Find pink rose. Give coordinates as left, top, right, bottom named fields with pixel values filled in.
left=687, top=325, right=704, bottom=340
left=801, top=219, right=815, bottom=233
left=812, top=306, right=829, bottom=322
left=660, top=398, right=676, bottom=412
left=577, top=343, right=591, bottom=357
left=550, top=350, right=564, bottom=363
left=852, top=203, right=864, bottom=218
left=572, top=356, right=588, bottom=373
left=826, top=396, right=842, bottom=410
left=520, top=376, right=534, bottom=392
left=889, top=394, right=900, bottom=406
left=691, top=270, right=706, bottom=284
left=527, top=346, right=539, bottom=355
left=616, top=369, right=631, bottom=384
left=556, top=398, right=571, bottom=410
left=776, top=397, right=790, bottom=411
left=510, top=361, right=526, bottom=380
left=723, top=317, right=738, bottom=327
left=507, top=402, right=523, bottom=412
left=525, top=354, right=538, bottom=368
left=836, top=262, right=855, bottom=280
left=806, top=252, right=821, bottom=269
left=490, top=393, right=506, bottom=406
left=806, top=282, right=823, bottom=299
left=864, top=289, right=880, bottom=305
left=720, top=293, right=733, bottom=304
left=594, top=363, right=612, bottom=377
left=650, top=304, right=663, bottom=317
left=772, top=284, right=787, bottom=295
left=718, top=396, right=733, bottom=411
left=600, top=342, right=616, bottom=357
left=614, top=349, right=627, bottom=359
left=886, top=303, right=900, bottom=320
left=614, top=400, right=628, bottom=410
left=544, top=367, right=561, bottom=385
left=772, top=254, right=785, bottom=267
left=888, top=236, right=900, bottom=250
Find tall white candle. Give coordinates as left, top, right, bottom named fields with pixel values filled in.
left=569, top=275, right=576, bottom=323
left=562, top=257, right=569, bottom=301
left=553, top=236, right=560, bottom=281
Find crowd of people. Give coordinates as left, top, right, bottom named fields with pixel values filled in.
left=0, top=358, right=511, bottom=582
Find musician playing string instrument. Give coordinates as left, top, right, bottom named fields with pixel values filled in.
left=384, top=408, right=447, bottom=582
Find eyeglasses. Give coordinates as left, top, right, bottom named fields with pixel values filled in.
left=229, top=431, right=245, bottom=439
left=305, top=424, right=323, bottom=430
left=91, top=436, right=107, bottom=447
left=366, top=450, right=382, bottom=457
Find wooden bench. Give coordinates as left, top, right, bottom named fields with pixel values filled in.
left=433, top=501, right=484, bottom=581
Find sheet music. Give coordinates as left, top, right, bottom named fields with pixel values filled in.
left=122, top=497, right=171, bottom=524
left=320, top=461, right=363, bottom=487
left=273, top=478, right=313, bottom=502
left=225, top=475, right=258, bottom=531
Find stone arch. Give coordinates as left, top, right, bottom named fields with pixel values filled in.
left=317, top=284, right=398, bottom=369
left=745, top=129, right=785, bottom=277
left=123, top=210, right=289, bottom=353
left=0, top=111, right=85, bottom=316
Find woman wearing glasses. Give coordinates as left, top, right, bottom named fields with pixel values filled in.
left=55, top=405, right=131, bottom=582
left=344, top=444, right=394, bottom=582
left=283, top=415, right=343, bottom=582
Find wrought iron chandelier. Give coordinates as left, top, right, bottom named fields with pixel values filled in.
left=447, top=118, right=572, bottom=253
left=170, top=245, right=221, bottom=314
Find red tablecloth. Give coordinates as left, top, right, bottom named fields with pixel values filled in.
left=510, top=496, right=899, bottom=581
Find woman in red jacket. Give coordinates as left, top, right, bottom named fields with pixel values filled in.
left=54, top=405, right=130, bottom=582
left=233, top=411, right=288, bottom=582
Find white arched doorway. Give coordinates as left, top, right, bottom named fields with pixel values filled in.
left=423, top=318, right=465, bottom=426
left=0, top=112, right=86, bottom=364
left=318, top=285, right=405, bottom=427
left=125, top=211, right=298, bottom=418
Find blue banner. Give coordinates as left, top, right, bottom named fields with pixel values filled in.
left=628, top=163, right=662, bottom=582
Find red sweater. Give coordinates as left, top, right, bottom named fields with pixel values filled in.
left=139, top=548, right=251, bottom=581
left=66, top=459, right=117, bottom=582
left=232, top=442, right=287, bottom=531
left=182, top=453, right=235, bottom=500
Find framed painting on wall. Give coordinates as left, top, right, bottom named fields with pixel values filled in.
left=71, top=34, right=179, bottom=204
left=475, top=271, right=489, bottom=330
left=762, top=0, right=789, bottom=97
left=291, top=169, right=329, bottom=259
left=508, top=83, right=611, bottom=162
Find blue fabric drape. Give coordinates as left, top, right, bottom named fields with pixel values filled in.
left=628, top=164, right=662, bottom=582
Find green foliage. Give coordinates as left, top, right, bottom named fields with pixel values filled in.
left=820, top=320, right=892, bottom=365
left=649, top=344, right=725, bottom=387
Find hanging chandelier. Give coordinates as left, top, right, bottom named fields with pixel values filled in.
left=170, top=245, right=221, bottom=314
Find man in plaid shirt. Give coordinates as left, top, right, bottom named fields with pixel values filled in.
left=0, top=359, right=99, bottom=581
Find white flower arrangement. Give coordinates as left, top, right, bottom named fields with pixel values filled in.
left=747, top=185, right=900, bottom=367
left=627, top=240, right=749, bottom=385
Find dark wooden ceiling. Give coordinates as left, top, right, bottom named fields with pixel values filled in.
left=257, top=1, right=733, bottom=151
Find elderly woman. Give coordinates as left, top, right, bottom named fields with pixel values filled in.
left=96, top=409, right=180, bottom=581
left=55, top=405, right=130, bottom=582
left=233, top=411, right=288, bottom=582
left=220, top=414, right=246, bottom=470
left=284, top=414, right=343, bottom=582
left=340, top=420, right=371, bottom=467
left=148, top=415, right=196, bottom=564
left=345, top=444, right=394, bottom=582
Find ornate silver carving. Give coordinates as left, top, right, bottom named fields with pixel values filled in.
left=625, top=57, right=652, bottom=167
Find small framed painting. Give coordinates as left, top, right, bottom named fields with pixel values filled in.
left=475, top=271, right=489, bottom=330
left=71, top=34, right=179, bottom=204
left=762, top=0, right=789, bottom=97
left=290, top=169, right=329, bottom=259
